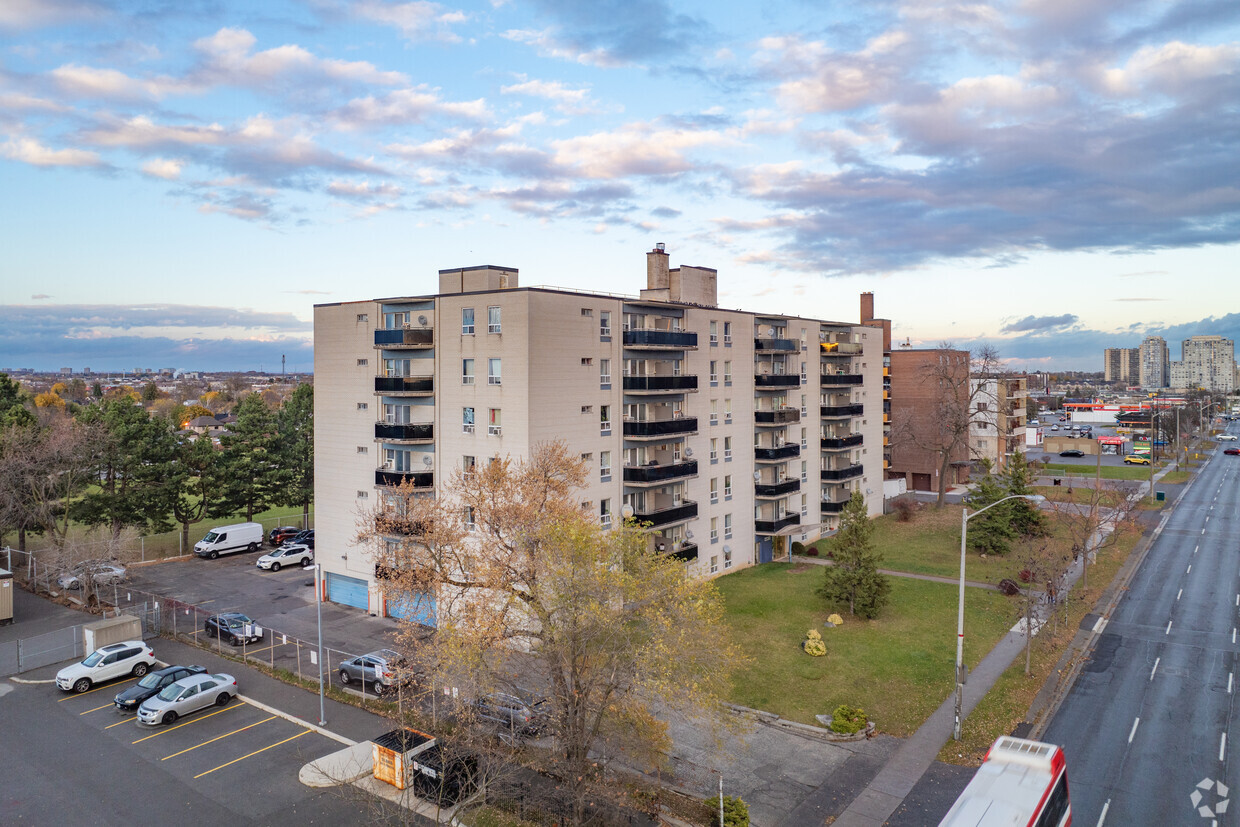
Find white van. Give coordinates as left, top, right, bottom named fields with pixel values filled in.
left=194, top=523, right=264, bottom=559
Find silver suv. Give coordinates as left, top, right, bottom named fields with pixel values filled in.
left=473, top=690, right=549, bottom=736
left=337, top=649, right=410, bottom=695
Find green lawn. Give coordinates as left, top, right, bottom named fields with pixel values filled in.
left=716, top=562, right=1014, bottom=736
left=1037, top=462, right=1161, bottom=480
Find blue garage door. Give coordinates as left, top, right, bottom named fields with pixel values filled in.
left=387, top=591, right=437, bottom=628
left=326, top=573, right=369, bottom=610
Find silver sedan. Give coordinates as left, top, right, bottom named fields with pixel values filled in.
left=137, top=672, right=238, bottom=725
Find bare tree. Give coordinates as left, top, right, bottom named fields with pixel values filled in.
left=357, top=441, right=743, bottom=825
left=1049, top=474, right=1142, bottom=591
left=1009, top=533, right=1073, bottom=676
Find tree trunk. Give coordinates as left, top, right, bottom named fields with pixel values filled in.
left=1024, top=599, right=1033, bottom=676
left=936, top=452, right=951, bottom=506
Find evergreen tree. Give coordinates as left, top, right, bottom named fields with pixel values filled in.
left=170, top=435, right=218, bottom=552
left=208, top=393, right=278, bottom=521
left=1000, top=450, right=1047, bottom=537
left=275, top=383, right=314, bottom=527
left=0, top=374, right=35, bottom=428
left=964, top=459, right=1016, bottom=555
left=817, top=491, right=890, bottom=618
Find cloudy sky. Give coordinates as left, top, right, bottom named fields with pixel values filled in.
left=2, top=0, right=1237, bottom=374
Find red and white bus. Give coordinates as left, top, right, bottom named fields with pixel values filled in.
left=938, top=736, right=1071, bottom=827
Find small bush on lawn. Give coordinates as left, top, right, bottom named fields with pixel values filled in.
left=791, top=541, right=805, bottom=555
left=705, top=795, right=750, bottom=827
left=891, top=497, right=919, bottom=522
left=830, top=704, right=867, bottom=735
left=803, top=629, right=826, bottom=656
left=806, top=546, right=819, bottom=557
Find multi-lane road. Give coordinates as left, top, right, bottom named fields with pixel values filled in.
left=1045, top=425, right=1240, bottom=825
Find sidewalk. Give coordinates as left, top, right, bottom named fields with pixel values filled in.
left=828, top=462, right=1182, bottom=826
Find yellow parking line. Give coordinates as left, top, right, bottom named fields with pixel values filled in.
left=131, top=702, right=246, bottom=743
left=105, top=716, right=135, bottom=730
left=193, top=729, right=313, bottom=779
left=162, top=716, right=277, bottom=760
left=80, top=701, right=120, bottom=715
left=59, top=678, right=137, bottom=701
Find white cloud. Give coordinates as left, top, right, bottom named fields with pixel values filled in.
left=83, top=116, right=227, bottom=148
left=327, top=179, right=404, bottom=199
left=141, top=157, right=183, bottom=180
left=501, top=28, right=627, bottom=68
left=1, top=136, right=103, bottom=167
left=352, top=0, right=467, bottom=42
left=193, top=27, right=408, bottom=89
left=51, top=64, right=189, bottom=101
left=331, top=86, right=488, bottom=129
left=1101, top=41, right=1240, bottom=97
left=0, top=0, right=103, bottom=31
left=551, top=123, right=733, bottom=178
left=501, top=77, right=589, bottom=106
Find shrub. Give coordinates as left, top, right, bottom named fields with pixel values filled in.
left=791, top=541, right=805, bottom=555
left=806, top=547, right=819, bottom=557
left=829, top=704, right=867, bottom=735
left=802, top=629, right=826, bottom=656
left=890, top=496, right=919, bottom=522
left=705, top=794, right=750, bottom=827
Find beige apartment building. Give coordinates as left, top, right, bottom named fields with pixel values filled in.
left=313, top=246, right=883, bottom=621
left=969, top=377, right=1029, bottom=471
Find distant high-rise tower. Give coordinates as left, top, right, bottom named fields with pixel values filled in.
left=1169, top=335, right=1235, bottom=392
left=1139, top=336, right=1169, bottom=389
left=1104, top=348, right=1139, bottom=383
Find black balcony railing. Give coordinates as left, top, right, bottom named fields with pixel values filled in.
left=755, top=514, right=801, bottom=534
left=820, top=464, right=863, bottom=481
left=820, top=404, right=865, bottom=418
left=755, top=479, right=801, bottom=497
left=631, top=500, right=698, bottom=528
left=375, top=470, right=434, bottom=488
left=375, top=422, right=434, bottom=441
left=623, top=460, right=698, bottom=484
left=375, top=376, right=435, bottom=394
left=820, top=434, right=863, bottom=450
left=820, top=373, right=864, bottom=386
left=754, top=337, right=798, bottom=352
left=622, top=417, right=698, bottom=437
left=755, top=408, right=801, bottom=425
left=820, top=499, right=849, bottom=514
left=754, top=374, right=800, bottom=388
left=374, top=328, right=434, bottom=348
left=622, top=375, right=699, bottom=392
left=754, top=444, right=800, bottom=461
left=622, top=329, right=698, bottom=349
left=667, top=542, right=698, bottom=562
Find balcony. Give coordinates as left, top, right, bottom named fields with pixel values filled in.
left=375, top=422, right=434, bottom=442
left=821, top=433, right=863, bottom=450
left=755, top=478, right=801, bottom=498
left=623, top=417, right=699, bottom=438
left=821, top=498, right=850, bottom=514
left=652, top=537, right=698, bottom=562
left=820, top=373, right=864, bottom=387
left=755, top=408, right=801, bottom=426
left=754, top=374, right=800, bottom=389
left=374, top=328, right=434, bottom=349
left=375, top=376, right=435, bottom=396
left=754, top=444, right=800, bottom=461
left=820, top=341, right=863, bottom=355
left=631, top=500, right=698, bottom=529
left=623, top=329, right=698, bottom=350
left=820, top=404, right=865, bottom=418
left=623, top=460, right=698, bottom=485
left=820, top=464, right=864, bottom=481
left=623, top=375, right=699, bottom=393
left=754, top=337, right=798, bottom=353
left=374, top=470, right=434, bottom=489
left=755, top=514, right=801, bottom=534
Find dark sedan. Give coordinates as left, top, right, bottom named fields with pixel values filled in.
left=282, top=528, right=314, bottom=549
left=268, top=526, right=300, bottom=546
left=1059, top=449, right=1085, bottom=458
left=114, top=665, right=206, bottom=712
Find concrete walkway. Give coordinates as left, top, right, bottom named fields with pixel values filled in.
left=794, top=556, right=999, bottom=591
left=828, top=463, right=1182, bottom=826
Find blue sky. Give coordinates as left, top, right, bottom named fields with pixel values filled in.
left=2, top=0, right=1238, bottom=373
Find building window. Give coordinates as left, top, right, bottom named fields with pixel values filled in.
left=710, top=399, right=719, bottom=426
left=724, top=475, right=732, bottom=498
left=488, top=408, right=502, bottom=435
left=357, top=490, right=369, bottom=498
left=600, top=311, right=611, bottom=338
left=462, top=358, right=475, bottom=385
left=711, top=517, right=719, bottom=542
left=723, top=321, right=732, bottom=345
left=463, top=407, right=475, bottom=433
left=357, top=446, right=368, bottom=454
left=801, top=394, right=808, bottom=416
left=724, top=514, right=732, bottom=539
left=801, top=460, right=807, bottom=482
left=488, top=306, right=502, bottom=334
left=801, top=494, right=808, bottom=516
left=488, top=358, right=502, bottom=385
left=600, top=451, right=611, bottom=480
left=582, top=357, right=593, bottom=367
left=600, top=405, right=611, bottom=433
left=710, top=361, right=718, bottom=383
left=801, top=361, right=807, bottom=380
left=710, top=438, right=718, bottom=462
left=725, top=399, right=732, bottom=424
left=357, top=402, right=368, bottom=410
left=723, top=546, right=732, bottom=569
left=357, top=313, right=368, bottom=323
left=462, top=308, right=475, bottom=335
left=582, top=405, right=593, bottom=414
left=463, top=455, right=476, bottom=473
left=464, top=506, right=476, bottom=532
left=600, top=498, right=612, bottom=529
left=600, top=359, right=611, bottom=386
left=724, top=361, right=732, bottom=384
left=710, top=320, right=718, bottom=345
left=710, top=555, right=718, bottom=574
left=581, top=308, right=593, bottom=317
left=724, top=436, right=732, bottom=460
left=710, top=478, right=719, bottom=504
left=801, top=427, right=807, bottom=448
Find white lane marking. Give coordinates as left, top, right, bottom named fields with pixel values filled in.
left=1188, top=566, right=1193, bottom=574
left=1093, top=617, right=1108, bottom=634
left=1179, top=589, right=1184, bottom=600
left=1129, top=717, right=1140, bottom=743
left=1096, top=799, right=1111, bottom=827
left=1229, top=673, right=1233, bottom=694
left=1167, top=621, right=1173, bottom=635
left=1234, top=628, right=1237, bottom=644
left=1222, top=733, right=1227, bottom=761
left=1151, top=657, right=1160, bottom=680
left=1196, top=545, right=1200, bottom=553
left=1203, top=528, right=1207, bottom=535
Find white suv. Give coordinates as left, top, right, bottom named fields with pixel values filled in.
left=255, top=543, right=313, bottom=571
left=56, top=640, right=156, bottom=693
left=1219, top=435, right=1238, bottom=442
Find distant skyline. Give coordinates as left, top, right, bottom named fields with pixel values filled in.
left=2, top=1, right=1238, bottom=373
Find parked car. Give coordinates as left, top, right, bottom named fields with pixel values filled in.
left=1219, top=435, right=1238, bottom=442
left=56, top=561, right=127, bottom=590
left=204, top=612, right=264, bottom=645
left=1224, top=448, right=1240, bottom=456
left=472, top=690, right=549, bottom=736
left=255, top=543, right=313, bottom=571
left=268, top=525, right=300, bottom=546
left=114, top=665, right=206, bottom=711
left=1050, top=425, right=1059, bottom=431
left=194, top=522, right=263, bottom=559
left=137, top=672, right=237, bottom=725
left=282, top=528, right=314, bottom=549
left=338, top=649, right=410, bottom=694
left=1059, top=449, right=1085, bottom=458
left=1124, top=455, right=1151, bottom=465
left=56, top=641, right=156, bottom=693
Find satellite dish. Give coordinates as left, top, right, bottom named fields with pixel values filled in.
left=683, top=447, right=694, bottom=458
left=753, top=471, right=761, bottom=481
left=423, top=455, right=434, bottom=468
left=768, top=327, right=775, bottom=337
left=685, top=529, right=694, bottom=539
left=417, top=315, right=428, bottom=327
left=723, top=545, right=732, bottom=553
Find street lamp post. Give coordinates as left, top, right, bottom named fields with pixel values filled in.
left=314, top=563, right=326, bottom=726
left=955, top=493, right=1045, bottom=741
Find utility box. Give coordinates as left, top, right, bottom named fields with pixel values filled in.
left=0, top=567, right=13, bottom=625
left=1156, top=491, right=1165, bottom=502
left=83, top=614, right=142, bottom=652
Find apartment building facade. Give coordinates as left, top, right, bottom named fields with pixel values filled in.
left=1139, top=336, right=1170, bottom=389
left=1103, top=348, right=1139, bottom=384
left=969, top=377, right=1029, bottom=471
left=887, top=348, right=973, bottom=491
left=313, top=247, right=884, bottom=621
left=1169, top=335, right=1236, bottom=393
